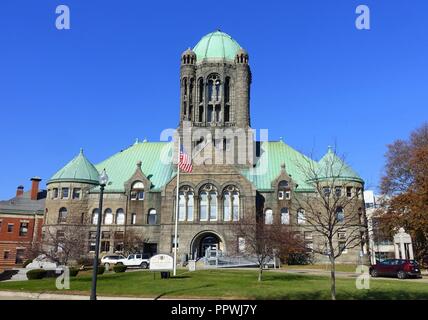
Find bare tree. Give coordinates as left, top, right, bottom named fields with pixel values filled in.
left=294, top=148, right=367, bottom=300
left=120, top=229, right=149, bottom=257
left=31, top=221, right=88, bottom=266
left=232, top=217, right=304, bottom=281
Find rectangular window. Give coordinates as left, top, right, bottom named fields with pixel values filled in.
left=7, top=224, right=13, bottom=233
left=114, top=242, right=124, bottom=252
left=3, top=251, right=10, bottom=259
left=323, top=187, right=331, bottom=197
left=130, top=192, right=137, bottom=200
left=131, top=213, right=137, bottom=225
left=56, top=231, right=65, bottom=239
left=53, top=188, right=59, bottom=199
left=238, top=237, right=246, bottom=253
left=137, top=191, right=144, bottom=200
left=346, top=187, right=352, bottom=198
left=101, top=241, right=110, bottom=252
left=304, top=231, right=313, bottom=240
left=19, top=222, right=28, bottom=237
left=278, top=191, right=284, bottom=200
left=338, top=241, right=347, bottom=253
left=89, top=231, right=96, bottom=240
left=356, top=188, right=361, bottom=199
left=89, top=242, right=96, bottom=252
left=61, top=188, right=69, bottom=199
left=335, top=187, right=342, bottom=197
left=15, top=249, right=25, bottom=264
left=338, top=230, right=346, bottom=240
left=114, top=231, right=124, bottom=240
left=102, top=231, right=110, bottom=239
left=72, top=188, right=81, bottom=199
left=285, top=190, right=291, bottom=200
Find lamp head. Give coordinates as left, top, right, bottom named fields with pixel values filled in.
left=99, top=169, right=109, bottom=186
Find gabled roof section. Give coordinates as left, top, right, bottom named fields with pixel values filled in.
left=93, top=142, right=175, bottom=192
left=241, top=141, right=318, bottom=192
left=48, top=149, right=99, bottom=185
left=316, top=147, right=363, bottom=183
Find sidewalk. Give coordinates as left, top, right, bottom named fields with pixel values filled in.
left=0, top=291, right=154, bottom=300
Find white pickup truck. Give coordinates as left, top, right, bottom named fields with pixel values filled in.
left=102, top=253, right=150, bottom=269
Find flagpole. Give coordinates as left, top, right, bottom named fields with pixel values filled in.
left=173, top=135, right=180, bottom=277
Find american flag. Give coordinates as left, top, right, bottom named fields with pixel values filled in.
left=179, top=146, right=193, bottom=173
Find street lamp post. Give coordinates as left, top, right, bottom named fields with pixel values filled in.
left=90, top=169, right=109, bottom=301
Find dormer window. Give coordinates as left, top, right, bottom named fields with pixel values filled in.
left=131, top=181, right=144, bottom=200
left=278, top=180, right=290, bottom=200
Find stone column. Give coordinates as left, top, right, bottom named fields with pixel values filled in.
left=394, top=243, right=400, bottom=259
left=400, top=241, right=406, bottom=259
left=408, top=243, right=414, bottom=260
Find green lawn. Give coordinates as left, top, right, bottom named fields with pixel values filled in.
left=0, top=269, right=427, bottom=300
left=282, top=264, right=360, bottom=273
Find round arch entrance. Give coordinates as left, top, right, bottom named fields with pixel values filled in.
left=190, top=231, right=224, bottom=260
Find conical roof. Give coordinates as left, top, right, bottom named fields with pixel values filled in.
left=48, top=149, right=100, bottom=184
left=316, top=147, right=363, bottom=182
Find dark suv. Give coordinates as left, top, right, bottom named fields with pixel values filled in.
left=369, top=259, right=422, bottom=279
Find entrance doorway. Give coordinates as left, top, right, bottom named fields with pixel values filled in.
left=190, top=231, right=223, bottom=260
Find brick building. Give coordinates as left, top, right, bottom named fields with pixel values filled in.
left=42, top=31, right=367, bottom=264
left=0, top=178, right=45, bottom=269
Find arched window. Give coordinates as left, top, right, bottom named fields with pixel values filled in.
left=265, top=209, right=273, bottom=225
left=58, top=207, right=67, bottom=223
left=131, top=181, right=144, bottom=200
left=223, top=185, right=240, bottom=222
left=281, top=208, right=289, bottom=225
left=178, top=191, right=186, bottom=221
left=224, top=77, right=230, bottom=103
left=92, top=209, right=99, bottom=225
left=199, top=184, right=218, bottom=222
left=176, top=186, right=195, bottom=222
left=278, top=180, right=291, bottom=200
left=198, top=105, right=204, bottom=122
left=116, top=209, right=125, bottom=225
left=207, top=74, right=220, bottom=102
left=198, top=78, right=204, bottom=103
left=297, top=208, right=306, bottom=225
left=209, top=191, right=217, bottom=220
left=148, top=209, right=157, bottom=225
left=200, top=192, right=208, bottom=221
left=336, top=207, right=344, bottom=222
left=104, top=208, right=113, bottom=225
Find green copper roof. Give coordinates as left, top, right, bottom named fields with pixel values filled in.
left=241, top=141, right=318, bottom=192
left=49, top=149, right=100, bottom=184
left=316, top=147, right=363, bottom=183
left=93, top=142, right=175, bottom=192
left=193, top=31, right=242, bottom=61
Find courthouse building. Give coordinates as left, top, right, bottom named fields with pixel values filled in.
left=43, top=31, right=366, bottom=264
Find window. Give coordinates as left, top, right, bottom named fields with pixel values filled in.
left=200, top=192, right=208, bottom=221
left=238, top=237, right=246, bottom=253
left=148, top=209, right=157, bottom=225
left=58, top=207, right=68, bottom=223
left=232, top=192, right=240, bottom=221
left=223, top=193, right=231, bottom=221
left=116, top=209, right=125, bottom=225
left=187, top=192, right=194, bottom=221
left=81, top=212, right=85, bottom=224
left=114, top=231, right=124, bottom=240
left=224, top=77, right=230, bottom=103
left=102, top=231, right=110, bottom=239
left=131, top=181, right=144, bottom=200
left=101, top=241, right=110, bottom=252
left=15, top=249, right=25, bottom=264
left=297, top=209, right=306, bottom=225
left=7, top=224, right=13, bottom=233
left=89, top=231, right=96, bottom=240
left=52, top=188, right=59, bottom=199
left=207, top=105, right=213, bottom=122
left=178, top=192, right=186, bottom=221
left=72, top=188, right=81, bottom=199
left=304, top=231, right=313, bottom=240
left=104, top=209, right=113, bottom=225
left=131, top=213, right=137, bottom=225
left=278, top=180, right=291, bottom=200
left=61, top=188, right=69, bottom=199
left=323, top=187, right=331, bottom=197
left=89, top=242, right=96, bottom=252
left=209, top=191, right=218, bottom=221
left=265, top=209, right=273, bottom=225
left=3, top=251, right=10, bottom=259
left=19, top=222, right=28, bottom=236
left=224, top=105, right=230, bottom=122
left=198, top=105, right=204, bottom=122
left=91, top=209, right=99, bottom=225
left=346, top=187, right=352, bottom=198
left=335, top=187, right=342, bottom=198
left=336, top=207, right=345, bottom=222
left=356, top=187, right=362, bottom=199
left=280, top=208, right=289, bottom=225
left=198, top=78, right=204, bottom=103
left=338, top=241, right=347, bottom=253
left=215, top=105, right=221, bottom=122
left=305, top=241, right=314, bottom=251
left=278, top=191, right=284, bottom=200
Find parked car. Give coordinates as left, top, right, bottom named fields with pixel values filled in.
left=369, top=259, right=422, bottom=279
left=118, top=253, right=150, bottom=269
left=101, top=254, right=126, bottom=269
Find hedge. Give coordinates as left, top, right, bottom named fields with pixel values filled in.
left=113, top=265, right=127, bottom=273
left=69, top=267, right=79, bottom=277
left=26, top=269, right=47, bottom=280
left=97, top=266, right=105, bottom=275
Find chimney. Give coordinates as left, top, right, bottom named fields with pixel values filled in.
left=16, top=185, right=24, bottom=197
left=30, top=177, right=42, bottom=201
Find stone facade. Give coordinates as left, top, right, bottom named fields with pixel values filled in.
left=42, top=31, right=367, bottom=265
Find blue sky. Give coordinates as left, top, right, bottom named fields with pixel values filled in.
left=0, top=0, right=427, bottom=199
